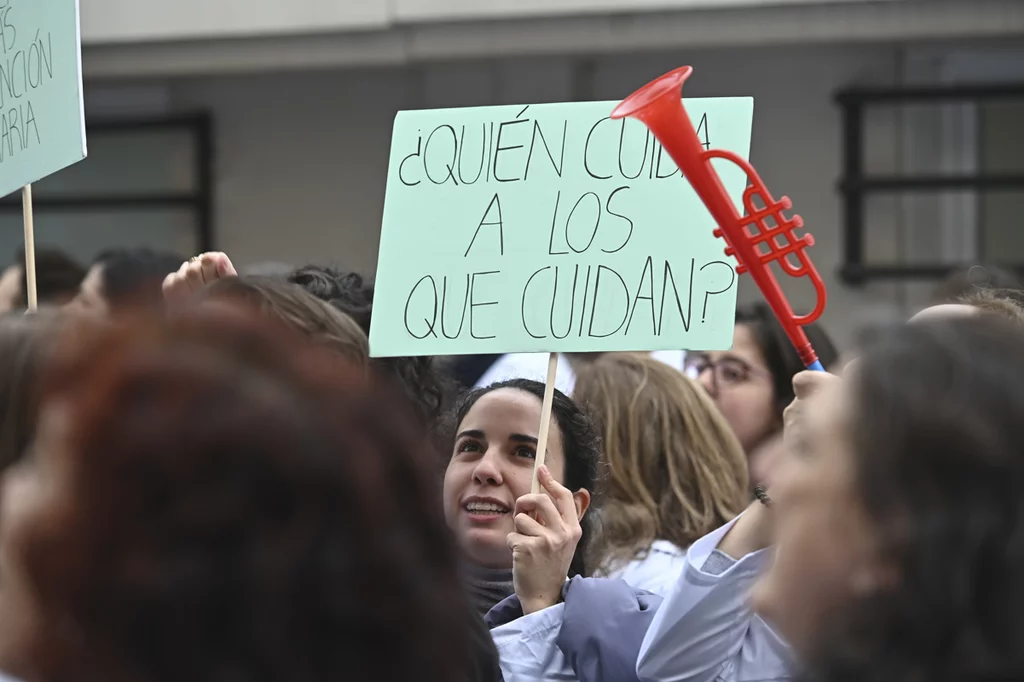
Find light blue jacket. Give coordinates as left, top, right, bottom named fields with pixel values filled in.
left=486, top=576, right=662, bottom=682
left=636, top=515, right=794, bottom=682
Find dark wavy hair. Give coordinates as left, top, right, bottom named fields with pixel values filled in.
left=445, top=378, right=601, bottom=578
left=736, top=302, right=838, bottom=419
left=14, top=247, right=84, bottom=308
left=15, top=311, right=476, bottom=682
left=288, top=265, right=452, bottom=428
left=93, top=248, right=184, bottom=311
left=805, top=315, right=1024, bottom=682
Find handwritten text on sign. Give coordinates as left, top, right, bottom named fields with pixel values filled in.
left=369, top=98, right=753, bottom=357
left=0, top=0, right=85, bottom=198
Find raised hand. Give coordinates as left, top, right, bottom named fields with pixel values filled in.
left=507, top=465, right=582, bottom=615
left=162, top=252, right=238, bottom=306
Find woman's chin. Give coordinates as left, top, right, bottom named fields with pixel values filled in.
left=462, top=528, right=513, bottom=569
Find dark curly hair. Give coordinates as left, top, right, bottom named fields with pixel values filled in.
left=287, top=265, right=452, bottom=428
left=445, top=378, right=601, bottom=578
left=930, top=264, right=1022, bottom=304
left=13, top=311, right=478, bottom=682
left=804, top=315, right=1024, bottom=682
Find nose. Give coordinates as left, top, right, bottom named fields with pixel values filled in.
left=471, top=448, right=503, bottom=486
left=697, top=367, right=718, bottom=398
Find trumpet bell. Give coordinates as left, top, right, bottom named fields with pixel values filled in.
left=611, top=66, right=693, bottom=120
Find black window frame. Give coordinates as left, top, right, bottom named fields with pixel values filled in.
left=0, top=112, right=214, bottom=254
left=835, top=83, right=1024, bottom=286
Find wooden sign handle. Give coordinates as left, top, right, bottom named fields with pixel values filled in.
left=530, top=352, right=559, bottom=494
left=22, top=185, right=36, bottom=311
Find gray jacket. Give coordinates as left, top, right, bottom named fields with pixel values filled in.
left=486, top=576, right=662, bottom=682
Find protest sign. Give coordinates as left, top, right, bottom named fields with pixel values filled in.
left=0, top=0, right=87, bottom=199
left=369, top=98, right=753, bottom=358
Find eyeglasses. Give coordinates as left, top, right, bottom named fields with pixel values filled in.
left=684, top=355, right=771, bottom=392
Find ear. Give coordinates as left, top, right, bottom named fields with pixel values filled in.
left=572, top=489, right=591, bottom=521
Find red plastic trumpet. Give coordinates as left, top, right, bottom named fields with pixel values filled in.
left=612, top=66, right=828, bottom=371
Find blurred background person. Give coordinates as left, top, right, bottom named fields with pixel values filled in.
left=71, top=248, right=183, bottom=315
left=166, top=253, right=452, bottom=431
left=0, top=310, right=63, bottom=473
left=0, top=311, right=485, bottom=682
left=575, top=354, right=749, bottom=595
left=639, top=315, right=1024, bottom=682
left=929, top=264, right=1022, bottom=305
left=0, top=249, right=84, bottom=313
left=195, top=275, right=369, bottom=365
left=684, top=302, right=838, bottom=486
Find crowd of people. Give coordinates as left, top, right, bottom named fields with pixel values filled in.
left=0, top=245, right=1020, bottom=682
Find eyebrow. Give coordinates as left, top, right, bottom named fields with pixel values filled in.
left=509, top=434, right=539, bottom=445
left=455, top=430, right=538, bottom=445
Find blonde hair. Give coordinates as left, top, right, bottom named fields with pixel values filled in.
left=575, top=353, right=749, bottom=574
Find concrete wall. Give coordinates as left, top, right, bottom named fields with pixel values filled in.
left=79, top=0, right=898, bottom=44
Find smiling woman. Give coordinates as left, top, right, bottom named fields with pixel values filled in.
left=443, top=378, right=600, bottom=615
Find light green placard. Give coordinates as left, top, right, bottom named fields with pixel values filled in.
left=370, top=98, right=753, bottom=357
left=0, top=0, right=86, bottom=198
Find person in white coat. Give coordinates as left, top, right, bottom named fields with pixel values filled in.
left=573, top=354, right=749, bottom=596
left=641, top=314, right=1024, bottom=682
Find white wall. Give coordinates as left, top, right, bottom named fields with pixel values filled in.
left=153, top=43, right=927, bottom=347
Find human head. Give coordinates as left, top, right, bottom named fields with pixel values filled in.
left=929, top=263, right=1022, bottom=305
left=752, top=316, right=1024, bottom=682
left=911, top=288, right=1024, bottom=325
left=443, top=379, right=599, bottom=577
left=288, top=265, right=450, bottom=428
left=0, top=312, right=473, bottom=682
left=72, top=248, right=183, bottom=315
left=0, top=250, right=85, bottom=313
left=0, top=310, right=62, bottom=473
left=685, top=302, right=838, bottom=461
left=574, top=354, right=749, bottom=573
left=197, top=276, right=369, bottom=365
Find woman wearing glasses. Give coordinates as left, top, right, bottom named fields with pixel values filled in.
left=683, top=302, right=837, bottom=486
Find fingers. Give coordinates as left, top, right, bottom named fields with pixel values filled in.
left=536, top=465, right=579, bottom=522
left=515, top=493, right=561, bottom=528
left=513, top=511, right=545, bottom=536
left=162, top=252, right=237, bottom=304
left=792, top=370, right=837, bottom=399
left=212, top=252, right=237, bottom=277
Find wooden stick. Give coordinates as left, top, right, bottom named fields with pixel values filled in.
left=531, top=352, right=559, bottom=494
left=21, top=185, right=36, bottom=311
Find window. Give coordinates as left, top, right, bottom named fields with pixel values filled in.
left=0, top=114, right=212, bottom=265
left=836, top=83, right=1024, bottom=284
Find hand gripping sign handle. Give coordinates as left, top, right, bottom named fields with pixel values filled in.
left=611, top=66, right=827, bottom=370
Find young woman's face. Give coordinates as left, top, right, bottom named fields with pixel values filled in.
left=688, top=323, right=777, bottom=455
left=749, top=376, right=883, bottom=655
left=443, top=388, right=574, bottom=569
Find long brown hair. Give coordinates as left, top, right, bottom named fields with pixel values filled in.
left=575, top=354, right=749, bottom=574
